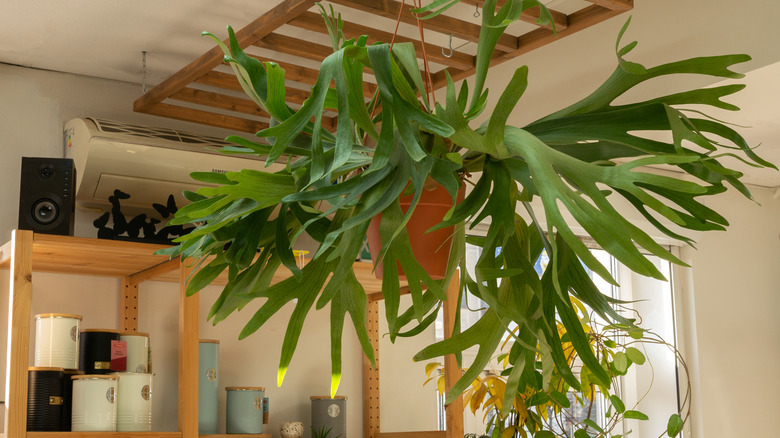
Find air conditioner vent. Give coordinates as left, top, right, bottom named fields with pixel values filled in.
left=90, top=117, right=232, bottom=147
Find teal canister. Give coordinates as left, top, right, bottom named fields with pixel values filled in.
left=226, top=387, right=265, bottom=434
left=198, top=340, right=219, bottom=434
left=311, top=395, right=347, bottom=438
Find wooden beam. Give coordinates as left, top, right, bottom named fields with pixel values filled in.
left=328, top=0, right=518, bottom=53
left=364, top=300, right=381, bottom=438
left=459, top=0, right=569, bottom=31
left=585, top=0, right=634, bottom=11
left=134, top=0, right=317, bottom=112
left=178, top=261, right=199, bottom=438
left=288, top=11, right=476, bottom=71
left=443, top=278, right=464, bottom=438
left=431, top=4, right=627, bottom=89
left=4, top=230, right=33, bottom=437
left=140, top=103, right=269, bottom=134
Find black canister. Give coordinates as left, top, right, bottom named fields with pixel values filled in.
left=27, top=367, right=64, bottom=431
left=61, top=369, right=85, bottom=431
left=79, top=329, right=120, bottom=374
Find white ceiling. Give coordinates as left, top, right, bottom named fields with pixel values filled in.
left=1, top=0, right=778, bottom=188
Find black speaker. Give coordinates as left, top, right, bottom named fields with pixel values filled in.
left=18, top=157, right=76, bottom=236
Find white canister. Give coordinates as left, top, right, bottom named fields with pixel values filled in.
left=34, top=313, right=82, bottom=369
left=120, top=332, right=150, bottom=373
left=113, top=372, right=152, bottom=432
left=71, top=374, right=118, bottom=432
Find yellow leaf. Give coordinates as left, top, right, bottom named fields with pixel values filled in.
left=501, top=427, right=516, bottom=438
left=425, top=362, right=442, bottom=378
left=437, top=376, right=446, bottom=395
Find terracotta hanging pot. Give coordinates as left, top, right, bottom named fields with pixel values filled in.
left=367, top=181, right=465, bottom=280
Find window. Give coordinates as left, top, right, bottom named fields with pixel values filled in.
left=434, top=242, right=682, bottom=438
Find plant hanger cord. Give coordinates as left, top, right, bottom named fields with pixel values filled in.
left=413, top=0, right=437, bottom=108
left=371, top=0, right=437, bottom=120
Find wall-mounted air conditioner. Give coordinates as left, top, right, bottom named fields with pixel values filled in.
left=64, top=117, right=278, bottom=214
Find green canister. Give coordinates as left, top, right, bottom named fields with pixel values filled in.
left=226, top=387, right=265, bottom=434
left=198, top=340, right=219, bottom=434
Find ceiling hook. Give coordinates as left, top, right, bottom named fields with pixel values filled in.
left=442, top=33, right=454, bottom=58
left=474, top=3, right=481, bottom=18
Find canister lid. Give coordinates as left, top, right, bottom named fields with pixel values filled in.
left=199, top=339, right=220, bottom=344
left=120, top=331, right=150, bottom=337
left=226, top=386, right=265, bottom=391
left=28, top=366, right=65, bottom=372
left=72, top=374, right=119, bottom=380
left=80, top=329, right=120, bottom=334
left=35, top=313, right=83, bottom=320
left=310, top=395, right=347, bottom=400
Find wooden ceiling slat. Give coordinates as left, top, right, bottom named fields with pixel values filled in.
left=194, top=71, right=310, bottom=106
left=145, top=103, right=269, bottom=133
left=287, top=11, right=475, bottom=71
left=328, top=0, right=518, bottom=53
left=133, top=0, right=317, bottom=112
left=459, top=0, right=569, bottom=31
left=431, top=4, right=629, bottom=89
left=255, top=33, right=336, bottom=64
left=585, top=0, right=634, bottom=11
left=170, top=87, right=269, bottom=117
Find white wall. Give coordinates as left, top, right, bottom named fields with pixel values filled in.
left=682, top=187, right=780, bottom=438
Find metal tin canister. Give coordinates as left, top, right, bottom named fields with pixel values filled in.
left=198, top=339, right=219, bottom=434
left=34, top=313, right=82, bottom=369
left=61, top=369, right=85, bottom=431
left=311, top=395, right=347, bottom=438
left=71, top=374, right=118, bottom=432
left=226, top=387, right=265, bottom=434
left=120, top=332, right=150, bottom=373
left=79, top=329, right=120, bottom=374
left=27, top=367, right=64, bottom=431
left=113, top=372, right=152, bottom=432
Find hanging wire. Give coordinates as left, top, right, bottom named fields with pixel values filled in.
left=442, top=33, right=454, bottom=58
left=141, top=51, right=149, bottom=93
left=474, top=3, right=481, bottom=18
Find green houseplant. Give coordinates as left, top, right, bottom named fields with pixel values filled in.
left=425, top=296, right=691, bottom=437
left=159, top=0, right=773, bottom=432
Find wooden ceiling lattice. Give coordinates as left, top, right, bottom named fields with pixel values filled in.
left=133, top=0, right=633, bottom=134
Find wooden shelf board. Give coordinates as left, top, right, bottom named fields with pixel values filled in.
left=201, top=435, right=271, bottom=437
left=0, top=234, right=173, bottom=279
left=0, top=233, right=389, bottom=294
left=27, top=432, right=182, bottom=438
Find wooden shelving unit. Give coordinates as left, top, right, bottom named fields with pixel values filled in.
left=0, top=230, right=196, bottom=437
left=1, top=230, right=463, bottom=438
